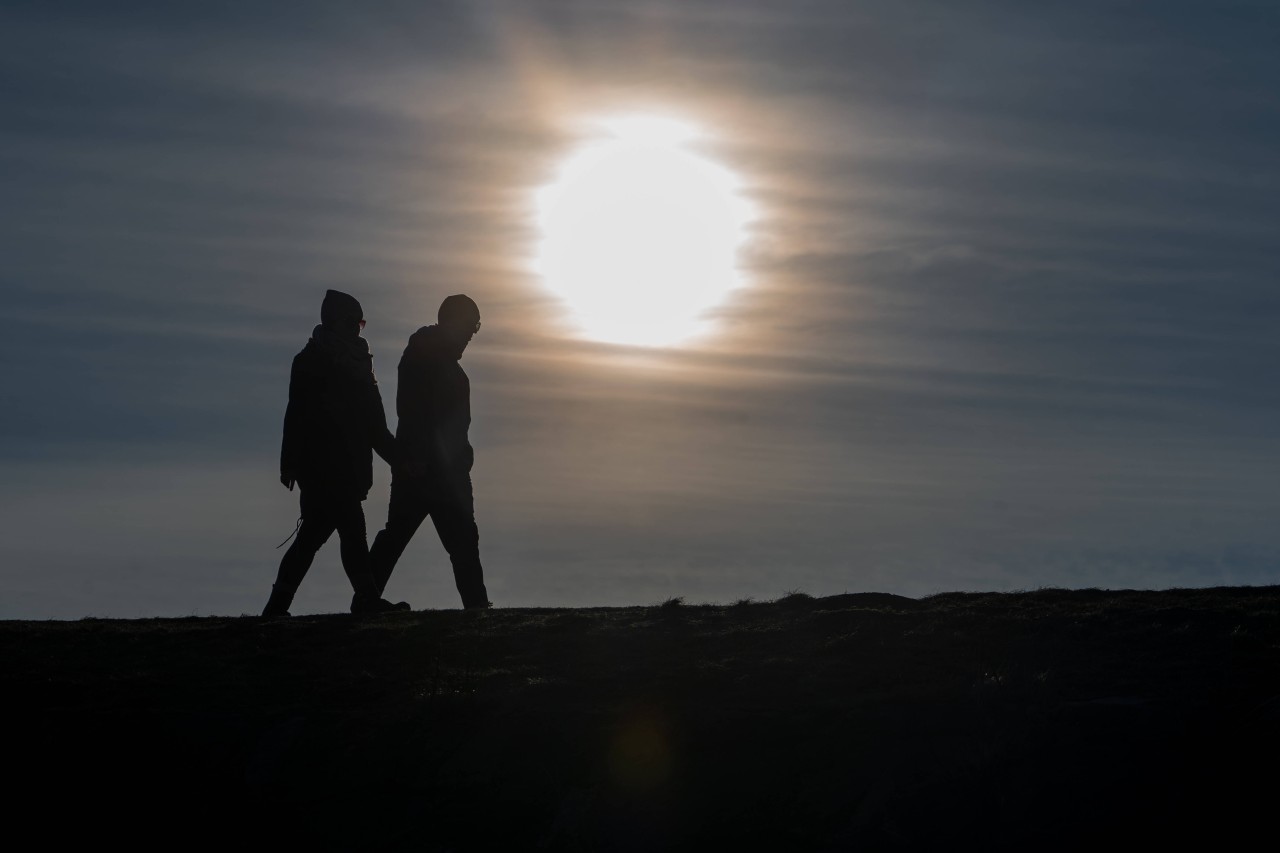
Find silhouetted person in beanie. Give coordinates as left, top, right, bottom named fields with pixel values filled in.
left=262, top=289, right=409, bottom=617
left=369, top=294, right=492, bottom=609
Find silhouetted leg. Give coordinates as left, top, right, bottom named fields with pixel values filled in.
left=430, top=480, right=488, bottom=609
left=265, top=492, right=338, bottom=615
left=369, top=477, right=430, bottom=596
left=332, top=498, right=380, bottom=599
left=262, top=584, right=294, bottom=617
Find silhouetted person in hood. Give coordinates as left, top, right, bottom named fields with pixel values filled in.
left=262, top=289, right=409, bottom=617
left=368, top=294, right=492, bottom=609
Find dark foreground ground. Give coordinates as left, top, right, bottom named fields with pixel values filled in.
left=6, top=587, right=1280, bottom=850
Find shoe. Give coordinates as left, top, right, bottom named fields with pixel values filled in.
left=464, top=600, right=493, bottom=611
left=351, top=594, right=412, bottom=615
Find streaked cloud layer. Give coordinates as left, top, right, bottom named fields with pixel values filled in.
left=3, top=1, right=1278, bottom=617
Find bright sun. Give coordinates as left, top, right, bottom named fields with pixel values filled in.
left=535, top=116, right=752, bottom=347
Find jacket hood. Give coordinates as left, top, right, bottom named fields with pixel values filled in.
left=321, top=289, right=364, bottom=329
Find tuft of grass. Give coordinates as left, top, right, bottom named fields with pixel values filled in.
left=660, top=596, right=685, bottom=610
left=778, top=589, right=813, bottom=604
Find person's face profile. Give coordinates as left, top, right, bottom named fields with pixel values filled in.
left=446, top=316, right=480, bottom=342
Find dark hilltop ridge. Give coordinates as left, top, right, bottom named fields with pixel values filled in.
left=7, top=586, right=1280, bottom=850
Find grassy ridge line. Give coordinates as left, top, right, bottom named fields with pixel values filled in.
left=5, top=587, right=1280, bottom=850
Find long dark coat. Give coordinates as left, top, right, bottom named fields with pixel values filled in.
left=280, top=338, right=396, bottom=500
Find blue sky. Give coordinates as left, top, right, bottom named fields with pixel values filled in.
left=3, top=1, right=1279, bottom=618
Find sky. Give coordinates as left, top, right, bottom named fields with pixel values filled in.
left=3, top=1, right=1279, bottom=619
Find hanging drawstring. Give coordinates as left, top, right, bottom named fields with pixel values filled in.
left=275, top=516, right=303, bottom=549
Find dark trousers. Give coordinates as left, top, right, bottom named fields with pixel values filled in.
left=273, top=490, right=377, bottom=597
left=369, top=474, right=489, bottom=608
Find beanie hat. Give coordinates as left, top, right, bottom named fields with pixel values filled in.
left=438, top=294, right=480, bottom=326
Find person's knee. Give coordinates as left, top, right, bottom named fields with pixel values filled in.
left=444, top=532, right=481, bottom=560
left=386, top=506, right=429, bottom=539
left=382, top=515, right=414, bottom=535
left=293, top=525, right=333, bottom=552
left=336, top=523, right=368, bottom=544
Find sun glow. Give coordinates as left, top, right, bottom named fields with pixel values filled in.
left=535, top=116, right=752, bottom=347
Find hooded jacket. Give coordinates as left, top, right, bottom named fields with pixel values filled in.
left=394, top=324, right=473, bottom=482
left=280, top=306, right=397, bottom=500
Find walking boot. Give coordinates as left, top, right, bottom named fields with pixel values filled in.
left=351, top=593, right=412, bottom=615
left=262, top=583, right=296, bottom=618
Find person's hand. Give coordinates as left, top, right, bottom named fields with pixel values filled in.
left=280, top=471, right=296, bottom=491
